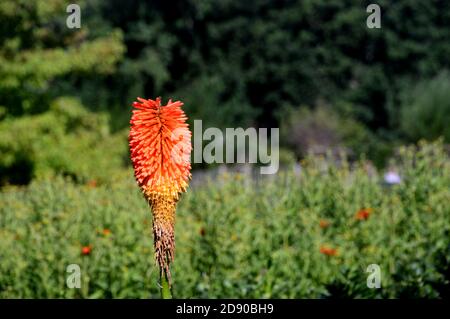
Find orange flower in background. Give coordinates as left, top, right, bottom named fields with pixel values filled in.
left=129, top=97, right=192, bottom=284
left=86, top=179, right=97, bottom=188
left=319, top=219, right=331, bottom=229
left=320, top=245, right=338, bottom=256
left=81, top=245, right=92, bottom=256
left=102, top=228, right=111, bottom=236
left=355, top=208, right=373, bottom=221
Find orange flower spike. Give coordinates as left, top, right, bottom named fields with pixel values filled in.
left=129, top=97, right=191, bottom=284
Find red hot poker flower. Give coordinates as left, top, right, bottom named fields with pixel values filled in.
left=129, top=97, right=192, bottom=283
left=129, top=97, right=191, bottom=197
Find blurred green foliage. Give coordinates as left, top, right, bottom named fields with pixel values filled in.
left=400, top=71, right=450, bottom=142
left=1, top=0, right=450, bottom=183
left=0, top=0, right=126, bottom=184
left=87, top=0, right=450, bottom=130
left=0, top=0, right=449, bottom=299
left=0, top=141, right=448, bottom=298
left=0, top=97, right=128, bottom=185
left=0, top=0, right=125, bottom=118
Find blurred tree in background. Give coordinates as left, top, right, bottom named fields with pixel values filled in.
left=1, top=0, right=449, bottom=185
left=0, top=0, right=124, bottom=118
left=0, top=0, right=126, bottom=185
left=87, top=0, right=450, bottom=129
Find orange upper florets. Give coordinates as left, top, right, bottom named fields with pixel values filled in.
left=129, top=97, right=192, bottom=198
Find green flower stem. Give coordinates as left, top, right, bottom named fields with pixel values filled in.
left=160, top=270, right=172, bottom=299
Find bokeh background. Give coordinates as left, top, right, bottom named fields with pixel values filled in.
left=0, top=0, right=449, bottom=298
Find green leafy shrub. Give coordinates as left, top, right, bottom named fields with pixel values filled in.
left=0, top=0, right=125, bottom=118
left=0, top=97, right=128, bottom=185
left=400, top=71, right=450, bottom=142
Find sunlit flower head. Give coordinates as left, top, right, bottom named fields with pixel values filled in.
left=129, top=97, right=191, bottom=198
left=129, top=97, right=192, bottom=283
